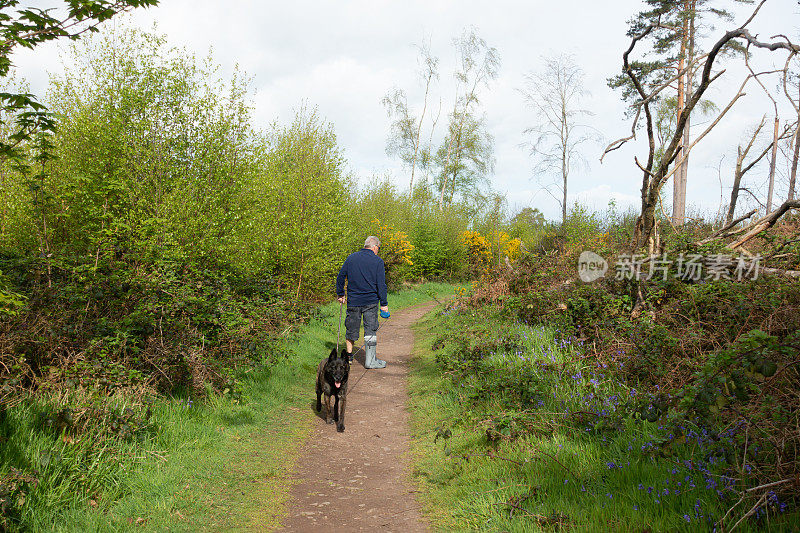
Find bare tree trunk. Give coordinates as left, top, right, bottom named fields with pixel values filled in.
left=0, top=159, right=6, bottom=238
left=726, top=146, right=746, bottom=226
left=789, top=82, right=800, bottom=200
left=726, top=118, right=764, bottom=225
left=726, top=117, right=781, bottom=225
left=676, top=115, right=690, bottom=222
left=562, top=164, right=567, bottom=224
left=766, top=115, right=779, bottom=213
left=790, top=128, right=799, bottom=201
left=672, top=4, right=690, bottom=227
left=561, top=103, right=568, bottom=224
left=450, top=160, right=457, bottom=203
left=411, top=72, right=434, bottom=192
left=673, top=56, right=686, bottom=225
left=672, top=0, right=697, bottom=227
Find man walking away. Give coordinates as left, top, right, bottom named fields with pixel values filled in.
left=336, top=236, right=389, bottom=369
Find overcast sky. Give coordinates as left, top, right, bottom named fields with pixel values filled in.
left=14, top=0, right=799, bottom=220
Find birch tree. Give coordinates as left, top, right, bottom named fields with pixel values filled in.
left=521, top=54, right=593, bottom=224
left=382, top=39, right=439, bottom=192
left=437, top=28, right=499, bottom=210
left=783, top=62, right=799, bottom=201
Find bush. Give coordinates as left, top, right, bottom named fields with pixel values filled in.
left=0, top=252, right=291, bottom=401
left=350, top=178, right=472, bottom=282
left=370, top=219, right=414, bottom=289
left=409, top=221, right=449, bottom=279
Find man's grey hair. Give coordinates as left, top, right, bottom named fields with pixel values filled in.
left=364, top=236, right=381, bottom=248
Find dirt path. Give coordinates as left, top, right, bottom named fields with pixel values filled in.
left=278, top=303, right=434, bottom=533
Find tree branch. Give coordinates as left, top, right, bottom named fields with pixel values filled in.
left=729, top=199, right=800, bottom=249
left=698, top=209, right=757, bottom=244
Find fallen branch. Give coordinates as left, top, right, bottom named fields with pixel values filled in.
left=759, top=267, right=800, bottom=280
left=698, top=209, right=757, bottom=245
left=765, top=237, right=800, bottom=260
left=533, top=447, right=580, bottom=481
left=729, top=492, right=768, bottom=532
left=744, top=478, right=793, bottom=493
left=492, top=494, right=532, bottom=518
left=729, top=200, right=800, bottom=250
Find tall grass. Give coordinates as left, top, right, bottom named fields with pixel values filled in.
left=1, top=283, right=457, bottom=532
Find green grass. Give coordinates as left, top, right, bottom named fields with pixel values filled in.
left=408, top=304, right=798, bottom=532
left=0, top=282, right=457, bottom=532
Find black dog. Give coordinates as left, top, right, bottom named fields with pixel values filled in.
left=316, top=348, right=349, bottom=432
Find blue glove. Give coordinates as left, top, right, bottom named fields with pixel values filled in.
left=380, top=309, right=390, bottom=319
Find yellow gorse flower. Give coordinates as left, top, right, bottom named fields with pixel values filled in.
left=460, top=230, right=522, bottom=265
left=495, top=231, right=522, bottom=262
left=460, top=230, right=492, bottom=263
left=371, top=219, right=414, bottom=266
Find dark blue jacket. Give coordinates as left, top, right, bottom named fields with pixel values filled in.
left=336, top=248, right=388, bottom=307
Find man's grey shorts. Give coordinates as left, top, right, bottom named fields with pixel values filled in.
left=345, top=303, right=379, bottom=340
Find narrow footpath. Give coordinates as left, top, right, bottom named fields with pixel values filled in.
left=278, top=303, right=435, bottom=532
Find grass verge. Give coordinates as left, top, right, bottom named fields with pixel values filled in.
left=408, top=303, right=798, bottom=532
left=1, top=282, right=457, bottom=532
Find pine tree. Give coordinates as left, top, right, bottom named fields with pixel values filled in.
left=609, top=0, right=750, bottom=225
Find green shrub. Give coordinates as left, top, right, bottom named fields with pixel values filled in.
left=409, top=221, right=450, bottom=278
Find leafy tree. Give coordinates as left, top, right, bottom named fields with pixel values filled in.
left=252, top=107, right=353, bottom=299
left=437, top=28, right=499, bottom=210
left=521, top=54, right=593, bottom=224
left=382, top=38, right=439, bottom=192
left=434, top=111, right=494, bottom=208
left=382, top=88, right=417, bottom=181
left=509, top=206, right=548, bottom=248
left=511, top=207, right=546, bottom=228
left=0, top=0, right=159, bottom=161
left=42, top=26, right=257, bottom=266
left=409, top=220, right=448, bottom=278
left=380, top=28, right=497, bottom=210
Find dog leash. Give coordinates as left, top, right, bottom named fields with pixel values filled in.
left=343, top=314, right=386, bottom=394
left=336, top=298, right=344, bottom=353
